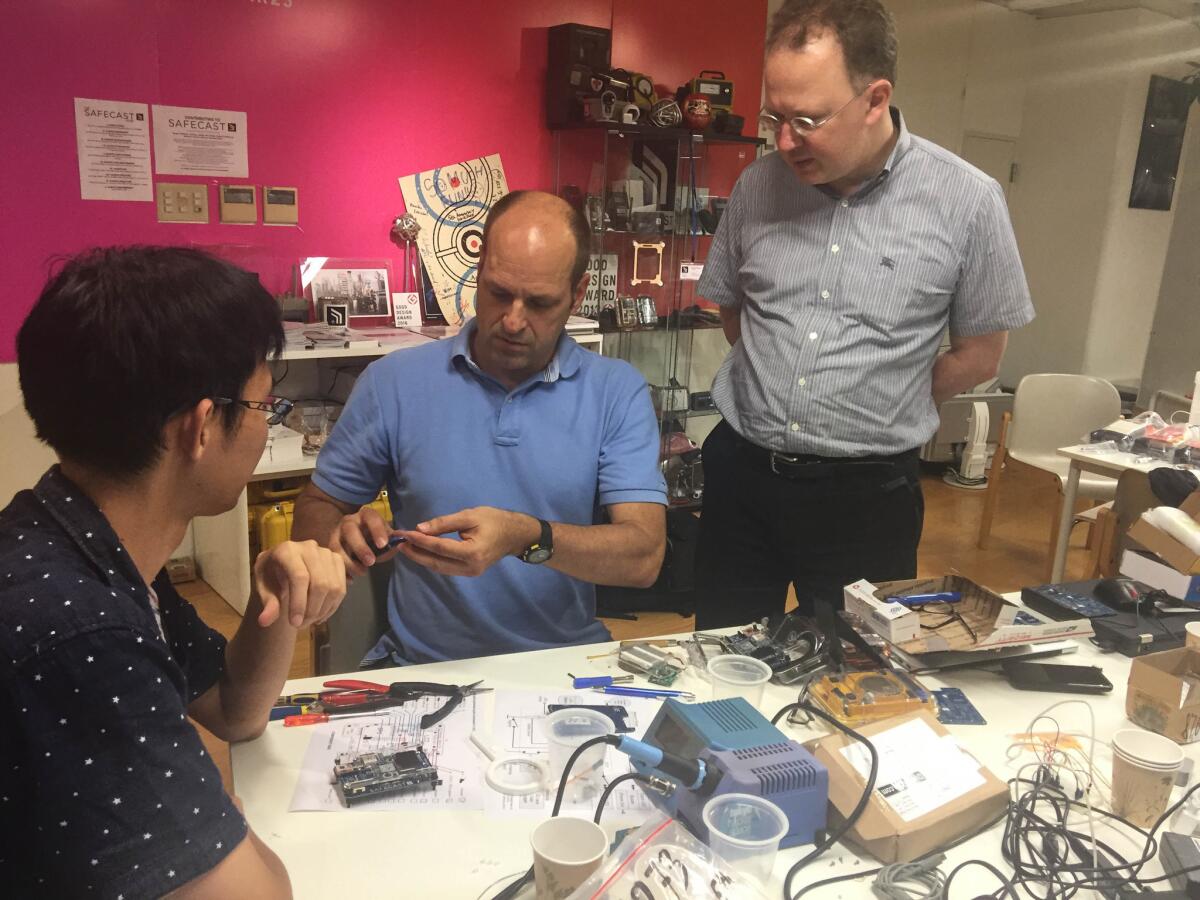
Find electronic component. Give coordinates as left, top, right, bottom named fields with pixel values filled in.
left=618, top=642, right=683, bottom=685
left=932, top=687, right=987, bottom=725
left=1021, top=580, right=1117, bottom=621
left=218, top=183, right=257, bottom=224
left=332, top=747, right=440, bottom=806
left=1091, top=610, right=1200, bottom=657
left=632, top=698, right=829, bottom=849
left=263, top=185, right=299, bottom=225
left=687, top=70, right=734, bottom=111
left=808, top=669, right=934, bottom=727
left=1159, top=831, right=1200, bottom=897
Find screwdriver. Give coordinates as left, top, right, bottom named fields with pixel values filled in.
left=283, top=710, right=394, bottom=727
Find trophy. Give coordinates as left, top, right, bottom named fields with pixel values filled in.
left=390, top=213, right=425, bottom=325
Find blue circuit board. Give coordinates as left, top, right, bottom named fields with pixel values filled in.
left=933, top=687, right=987, bottom=725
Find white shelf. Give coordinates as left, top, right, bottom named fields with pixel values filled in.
left=252, top=455, right=317, bottom=480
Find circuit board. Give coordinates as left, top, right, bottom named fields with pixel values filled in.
left=932, top=687, right=987, bottom=725
left=333, top=747, right=441, bottom=807
left=808, top=669, right=934, bottom=727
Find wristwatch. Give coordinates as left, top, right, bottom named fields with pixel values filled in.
left=519, top=519, right=554, bottom=565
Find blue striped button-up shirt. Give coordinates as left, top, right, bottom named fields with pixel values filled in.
left=698, top=109, right=1034, bottom=457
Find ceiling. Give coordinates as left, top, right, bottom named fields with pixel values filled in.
left=982, top=0, right=1199, bottom=20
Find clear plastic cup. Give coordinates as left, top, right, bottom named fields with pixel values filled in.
left=702, top=793, right=789, bottom=886
left=707, top=654, right=773, bottom=707
left=543, top=708, right=615, bottom=802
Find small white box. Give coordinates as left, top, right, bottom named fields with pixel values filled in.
left=844, top=579, right=921, bottom=644
left=259, top=424, right=304, bottom=465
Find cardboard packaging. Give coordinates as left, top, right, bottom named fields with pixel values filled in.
left=808, top=711, right=1008, bottom=863
left=1119, top=549, right=1200, bottom=603
left=1128, top=493, right=1200, bottom=576
left=844, top=575, right=1092, bottom=653
left=1126, top=647, right=1200, bottom=743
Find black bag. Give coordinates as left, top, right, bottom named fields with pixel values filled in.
left=596, top=509, right=699, bottom=616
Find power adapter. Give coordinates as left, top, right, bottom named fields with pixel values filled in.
left=1161, top=832, right=1200, bottom=899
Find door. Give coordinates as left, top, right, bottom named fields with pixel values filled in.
left=961, top=133, right=1017, bottom=202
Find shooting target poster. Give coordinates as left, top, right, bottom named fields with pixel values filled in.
left=398, top=154, right=509, bottom=325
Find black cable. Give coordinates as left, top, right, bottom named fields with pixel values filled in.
left=491, top=735, right=616, bottom=900
left=594, top=772, right=645, bottom=824
left=788, top=809, right=1011, bottom=900
left=772, top=702, right=879, bottom=900
left=942, top=858, right=1021, bottom=899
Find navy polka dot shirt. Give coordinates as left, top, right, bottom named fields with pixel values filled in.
left=0, top=468, right=246, bottom=897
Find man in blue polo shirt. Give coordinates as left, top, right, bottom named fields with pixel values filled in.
left=293, top=190, right=667, bottom=663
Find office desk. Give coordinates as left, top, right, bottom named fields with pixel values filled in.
left=1050, top=446, right=1172, bottom=582
left=232, top=625, right=1197, bottom=898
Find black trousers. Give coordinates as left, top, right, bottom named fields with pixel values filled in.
left=694, top=420, right=924, bottom=630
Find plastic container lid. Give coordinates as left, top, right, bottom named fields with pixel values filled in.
left=706, top=654, right=773, bottom=687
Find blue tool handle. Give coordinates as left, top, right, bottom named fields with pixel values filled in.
left=887, top=591, right=962, bottom=605
left=572, top=675, right=615, bottom=688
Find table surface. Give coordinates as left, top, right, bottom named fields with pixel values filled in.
left=1057, top=444, right=1177, bottom=475
left=232, top=609, right=1200, bottom=899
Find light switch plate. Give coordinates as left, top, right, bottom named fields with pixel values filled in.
left=219, top=184, right=257, bottom=224
left=156, top=182, right=209, bottom=224
left=263, top=186, right=299, bottom=225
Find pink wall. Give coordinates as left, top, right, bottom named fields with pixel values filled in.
left=0, top=0, right=765, bottom=361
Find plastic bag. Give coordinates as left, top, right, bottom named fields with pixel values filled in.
left=568, top=814, right=768, bottom=900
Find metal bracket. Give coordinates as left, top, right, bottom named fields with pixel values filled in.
left=631, top=240, right=665, bottom=287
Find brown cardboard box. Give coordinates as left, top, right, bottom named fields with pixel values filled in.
left=845, top=574, right=1091, bottom=654
left=808, top=711, right=1008, bottom=863
left=1127, top=492, right=1200, bottom=576
left=1126, top=647, right=1200, bottom=743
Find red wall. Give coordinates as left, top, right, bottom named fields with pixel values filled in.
left=0, top=0, right=765, bottom=361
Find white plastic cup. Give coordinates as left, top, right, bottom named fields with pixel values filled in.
left=707, top=654, right=773, bottom=707
left=1111, top=728, right=1184, bottom=827
left=529, top=816, right=608, bottom=900
left=1186, top=621, right=1200, bottom=650
left=543, top=708, right=615, bottom=803
left=701, top=793, right=789, bottom=886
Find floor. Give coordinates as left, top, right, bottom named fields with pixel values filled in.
left=182, top=460, right=1093, bottom=792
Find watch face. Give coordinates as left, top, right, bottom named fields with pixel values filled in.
left=524, top=547, right=553, bottom=565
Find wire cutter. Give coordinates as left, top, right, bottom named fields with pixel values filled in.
left=318, top=679, right=491, bottom=728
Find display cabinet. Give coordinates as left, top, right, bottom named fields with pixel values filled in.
left=552, top=123, right=765, bottom=510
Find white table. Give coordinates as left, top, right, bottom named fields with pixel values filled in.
left=232, top=625, right=1200, bottom=899
left=1050, top=445, right=1171, bottom=583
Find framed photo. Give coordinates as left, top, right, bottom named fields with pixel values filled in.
left=301, top=258, right=393, bottom=326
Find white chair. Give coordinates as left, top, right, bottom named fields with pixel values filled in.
left=977, top=373, right=1122, bottom=580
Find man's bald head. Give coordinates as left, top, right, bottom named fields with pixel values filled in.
left=480, top=190, right=591, bottom=290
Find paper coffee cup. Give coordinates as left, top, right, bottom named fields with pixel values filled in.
left=530, top=816, right=607, bottom=900
left=1186, top=621, right=1200, bottom=649
left=1111, top=729, right=1184, bottom=828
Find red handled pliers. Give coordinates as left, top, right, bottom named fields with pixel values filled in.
left=318, top=679, right=490, bottom=728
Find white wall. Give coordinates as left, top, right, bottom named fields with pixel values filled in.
left=1085, top=8, right=1199, bottom=382
left=0, top=362, right=56, bottom=506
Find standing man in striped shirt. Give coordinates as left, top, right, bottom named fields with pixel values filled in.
left=694, top=0, right=1034, bottom=629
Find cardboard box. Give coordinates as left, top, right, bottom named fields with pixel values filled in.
left=845, top=575, right=1091, bottom=653
left=1120, top=549, right=1200, bottom=603
left=1128, top=493, right=1200, bottom=576
left=1126, top=647, right=1200, bottom=743
left=844, top=579, right=921, bottom=644
left=808, top=711, right=1008, bottom=863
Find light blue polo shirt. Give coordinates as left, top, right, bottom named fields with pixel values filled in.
left=311, top=320, right=667, bottom=663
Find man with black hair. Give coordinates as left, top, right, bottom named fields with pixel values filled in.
left=695, top=0, right=1034, bottom=628
left=293, top=190, right=667, bottom=664
left=0, top=246, right=347, bottom=897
